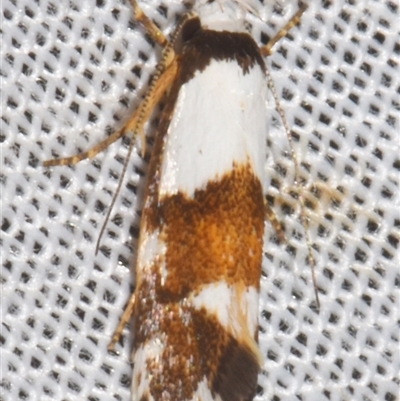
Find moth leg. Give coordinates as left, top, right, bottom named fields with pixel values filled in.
left=43, top=0, right=172, bottom=168
left=43, top=51, right=178, bottom=168
left=43, top=120, right=134, bottom=167
left=108, top=292, right=136, bottom=351
left=265, top=202, right=286, bottom=244
left=44, top=0, right=197, bottom=167
left=260, top=3, right=307, bottom=57
left=130, top=0, right=168, bottom=47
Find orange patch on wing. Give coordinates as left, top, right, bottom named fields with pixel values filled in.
left=148, top=162, right=265, bottom=302
left=134, top=162, right=264, bottom=400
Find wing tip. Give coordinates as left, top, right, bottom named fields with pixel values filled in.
left=212, top=336, right=261, bottom=401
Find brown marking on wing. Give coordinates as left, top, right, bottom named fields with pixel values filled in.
left=134, top=164, right=264, bottom=400
left=156, top=163, right=264, bottom=302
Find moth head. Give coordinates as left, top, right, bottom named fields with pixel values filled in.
left=193, top=0, right=261, bottom=32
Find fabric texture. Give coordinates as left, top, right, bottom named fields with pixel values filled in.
left=2, top=0, right=399, bottom=400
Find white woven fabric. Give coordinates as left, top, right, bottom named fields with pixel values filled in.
left=1, top=0, right=399, bottom=400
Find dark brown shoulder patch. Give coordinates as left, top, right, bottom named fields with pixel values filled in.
left=178, top=22, right=265, bottom=84
left=212, top=337, right=260, bottom=401
left=180, top=16, right=202, bottom=43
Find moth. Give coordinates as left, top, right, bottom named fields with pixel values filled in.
left=44, top=1, right=309, bottom=400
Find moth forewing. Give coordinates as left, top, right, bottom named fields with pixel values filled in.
left=44, top=1, right=309, bottom=400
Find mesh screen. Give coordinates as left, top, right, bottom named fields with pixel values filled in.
left=2, top=0, right=399, bottom=400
